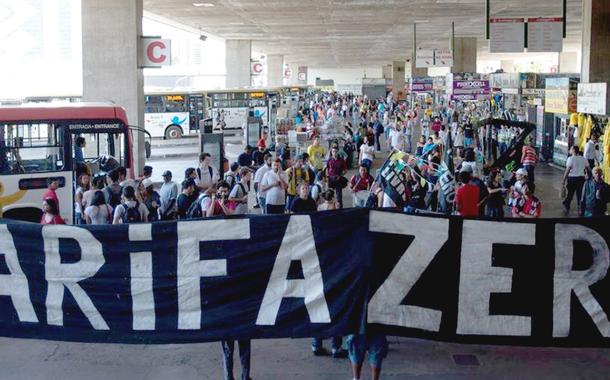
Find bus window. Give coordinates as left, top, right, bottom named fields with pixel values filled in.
left=78, top=133, right=127, bottom=168
left=164, top=95, right=187, bottom=113
left=145, top=96, right=164, bottom=113
left=0, top=123, right=64, bottom=174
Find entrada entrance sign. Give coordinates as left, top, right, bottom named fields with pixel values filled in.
left=0, top=210, right=608, bottom=347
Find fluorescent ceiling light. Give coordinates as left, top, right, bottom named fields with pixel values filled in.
left=192, top=2, right=215, bottom=7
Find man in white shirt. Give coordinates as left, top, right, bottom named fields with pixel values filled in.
left=195, top=152, right=220, bottom=192
left=584, top=133, right=602, bottom=169
left=260, top=159, right=288, bottom=214
left=253, top=153, right=273, bottom=214
left=388, top=123, right=405, bottom=151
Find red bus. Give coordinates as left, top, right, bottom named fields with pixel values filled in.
left=0, top=103, right=135, bottom=223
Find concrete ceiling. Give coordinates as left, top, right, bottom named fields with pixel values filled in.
left=144, top=0, right=583, bottom=67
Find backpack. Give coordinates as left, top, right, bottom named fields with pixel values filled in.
left=121, top=201, right=142, bottom=224
left=186, top=194, right=208, bottom=219
left=106, top=184, right=122, bottom=209
left=196, top=166, right=214, bottom=184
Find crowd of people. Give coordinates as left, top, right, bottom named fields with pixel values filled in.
left=35, top=91, right=609, bottom=380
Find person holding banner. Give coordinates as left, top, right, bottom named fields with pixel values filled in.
left=221, top=339, right=252, bottom=380
left=346, top=333, right=388, bottom=380
left=350, top=165, right=374, bottom=208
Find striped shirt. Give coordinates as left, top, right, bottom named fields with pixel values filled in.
left=521, top=146, right=538, bottom=166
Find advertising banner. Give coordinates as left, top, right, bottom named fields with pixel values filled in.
left=411, top=78, right=434, bottom=93
left=1, top=211, right=610, bottom=347
left=527, top=17, right=563, bottom=53
left=490, top=18, right=525, bottom=53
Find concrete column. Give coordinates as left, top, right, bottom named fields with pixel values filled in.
left=559, top=52, right=578, bottom=73
left=451, top=37, right=477, bottom=73
left=382, top=64, right=393, bottom=80
left=392, top=61, right=406, bottom=100
left=267, top=54, right=284, bottom=87
left=581, top=0, right=610, bottom=84
left=82, top=0, right=145, bottom=176
left=226, top=40, right=251, bottom=88
left=500, top=60, right=515, bottom=73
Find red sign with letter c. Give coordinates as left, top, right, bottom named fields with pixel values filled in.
left=147, top=41, right=167, bottom=64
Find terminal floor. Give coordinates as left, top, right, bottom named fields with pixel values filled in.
left=1, top=336, right=608, bottom=379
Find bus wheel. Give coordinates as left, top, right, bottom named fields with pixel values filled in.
left=165, top=125, right=183, bottom=139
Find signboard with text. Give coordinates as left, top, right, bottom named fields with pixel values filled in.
left=434, top=49, right=453, bottom=67
left=416, top=50, right=435, bottom=68
left=545, top=77, right=570, bottom=114
left=490, top=18, right=525, bottom=53
left=527, top=17, right=563, bottom=52
left=577, top=83, right=608, bottom=115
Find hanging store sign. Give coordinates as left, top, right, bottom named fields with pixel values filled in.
left=298, top=66, right=308, bottom=82
left=451, top=80, right=490, bottom=101
left=140, top=37, right=172, bottom=68
left=416, top=50, right=435, bottom=68
left=411, top=78, right=434, bottom=93
left=490, top=18, right=525, bottom=53
left=577, top=83, right=608, bottom=116
left=527, top=17, right=563, bottom=53
left=434, top=49, right=453, bottom=67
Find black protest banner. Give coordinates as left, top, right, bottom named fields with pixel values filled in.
left=0, top=210, right=608, bottom=347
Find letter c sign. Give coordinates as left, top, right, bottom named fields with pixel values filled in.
left=141, top=37, right=171, bottom=68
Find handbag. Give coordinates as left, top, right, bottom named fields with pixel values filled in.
left=329, top=175, right=348, bottom=189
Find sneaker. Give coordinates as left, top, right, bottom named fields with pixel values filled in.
left=331, top=348, right=348, bottom=358
left=312, top=347, right=329, bottom=356
left=253, top=204, right=260, bottom=209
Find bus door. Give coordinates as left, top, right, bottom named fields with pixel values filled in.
left=69, top=123, right=130, bottom=179
left=0, top=122, right=72, bottom=223
left=187, top=94, right=205, bottom=133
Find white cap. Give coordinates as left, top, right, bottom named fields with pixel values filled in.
left=516, top=168, right=528, bottom=176
left=142, top=178, right=153, bottom=188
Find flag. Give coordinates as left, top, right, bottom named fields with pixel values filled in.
left=379, top=158, right=409, bottom=208
left=437, top=131, right=456, bottom=213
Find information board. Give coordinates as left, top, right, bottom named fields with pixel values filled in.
left=490, top=18, right=525, bottom=53
left=434, top=49, right=453, bottom=67
left=577, top=83, right=608, bottom=115
left=527, top=18, right=563, bottom=52
left=415, top=50, right=435, bottom=68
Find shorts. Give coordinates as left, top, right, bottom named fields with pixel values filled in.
left=346, top=334, right=388, bottom=368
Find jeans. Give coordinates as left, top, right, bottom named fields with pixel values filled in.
left=266, top=204, right=285, bottom=214
left=286, top=194, right=297, bottom=211
left=258, top=197, right=266, bottom=214
left=485, top=205, right=504, bottom=218
left=333, top=186, right=343, bottom=208
left=221, top=340, right=251, bottom=380
left=523, top=164, right=535, bottom=183
left=75, top=212, right=84, bottom=225
left=312, top=337, right=343, bottom=352
left=564, top=176, right=585, bottom=212
left=374, top=133, right=382, bottom=151
left=404, top=134, right=412, bottom=153
left=499, top=142, right=508, bottom=155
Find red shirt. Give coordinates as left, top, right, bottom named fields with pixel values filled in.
left=455, top=183, right=480, bottom=217
left=327, top=157, right=347, bottom=178
left=521, top=146, right=538, bottom=166
left=40, top=214, right=65, bottom=225
left=512, top=196, right=542, bottom=218
left=210, top=200, right=236, bottom=216
left=350, top=174, right=374, bottom=191
left=257, top=138, right=267, bottom=149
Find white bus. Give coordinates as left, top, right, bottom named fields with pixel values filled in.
left=207, top=89, right=279, bottom=131
left=144, top=92, right=208, bottom=139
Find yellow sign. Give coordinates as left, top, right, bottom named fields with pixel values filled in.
left=545, top=89, right=569, bottom=114
left=249, top=92, right=265, bottom=98
left=165, top=95, right=184, bottom=101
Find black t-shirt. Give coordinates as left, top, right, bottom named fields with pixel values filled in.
left=290, top=197, right=318, bottom=213
left=486, top=181, right=504, bottom=208
left=464, top=124, right=474, bottom=138
left=177, top=193, right=194, bottom=219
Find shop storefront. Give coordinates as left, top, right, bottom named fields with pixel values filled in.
left=545, top=76, right=579, bottom=166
